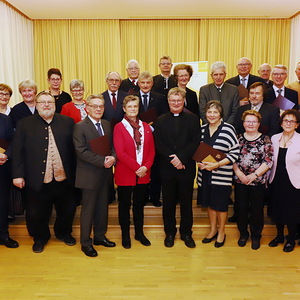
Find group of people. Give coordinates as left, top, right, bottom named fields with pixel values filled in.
left=0, top=55, right=300, bottom=257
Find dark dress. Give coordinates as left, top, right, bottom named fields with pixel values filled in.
left=52, top=91, right=72, bottom=113
left=270, top=147, right=300, bottom=225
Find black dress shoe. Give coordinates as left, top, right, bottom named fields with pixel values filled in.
left=94, top=237, right=116, bottom=247
left=164, top=235, right=175, bottom=247
left=228, top=215, right=237, bottom=223
left=0, top=237, right=19, bottom=248
left=215, top=235, right=226, bottom=248
left=32, top=241, right=45, bottom=253
left=56, top=234, right=76, bottom=246
left=202, top=232, right=218, bottom=244
left=283, top=241, right=295, bottom=253
left=268, top=237, right=284, bottom=247
left=151, top=200, right=162, bottom=207
left=135, top=234, right=151, bottom=246
left=81, top=245, right=98, bottom=257
left=122, top=234, right=131, bottom=249
left=251, top=239, right=260, bottom=250
left=181, top=235, right=196, bottom=248
left=238, top=236, right=249, bottom=247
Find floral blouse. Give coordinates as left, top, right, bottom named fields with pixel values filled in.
left=234, top=133, right=273, bottom=186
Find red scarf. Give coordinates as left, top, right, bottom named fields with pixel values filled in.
left=124, top=115, right=142, bottom=150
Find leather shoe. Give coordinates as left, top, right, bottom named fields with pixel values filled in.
left=56, top=234, right=76, bottom=246
left=228, top=215, right=237, bottom=223
left=94, top=237, right=116, bottom=247
left=164, top=235, right=175, bottom=247
left=32, top=241, right=45, bottom=253
left=151, top=200, right=162, bottom=207
left=81, top=245, right=98, bottom=257
left=238, top=236, right=249, bottom=247
left=251, top=239, right=260, bottom=250
left=202, top=232, right=218, bottom=244
left=268, top=237, right=284, bottom=247
left=181, top=235, right=196, bottom=248
left=283, top=241, right=295, bottom=253
left=215, top=235, right=226, bottom=248
left=135, top=234, right=151, bottom=246
left=122, top=234, right=131, bottom=249
left=0, top=237, right=19, bottom=248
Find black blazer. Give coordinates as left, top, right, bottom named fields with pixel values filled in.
left=152, top=74, right=177, bottom=96
left=119, top=78, right=140, bottom=94
left=102, top=90, right=127, bottom=123
left=225, top=74, right=265, bottom=88
left=185, top=87, right=200, bottom=117
left=233, top=102, right=281, bottom=137
left=265, top=87, right=298, bottom=109
left=12, top=113, right=76, bottom=191
left=154, top=111, right=201, bottom=181
left=9, top=101, right=37, bottom=128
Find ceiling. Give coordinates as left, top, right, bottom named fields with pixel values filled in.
left=6, top=0, right=300, bottom=19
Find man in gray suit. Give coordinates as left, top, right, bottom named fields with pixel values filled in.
left=199, top=61, right=239, bottom=125
left=73, top=94, right=116, bottom=257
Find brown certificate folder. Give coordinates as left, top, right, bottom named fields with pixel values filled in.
left=238, top=84, right=249, bottom=100
left=193, top=142, right=226, bottom=163
left=272, top=95, right=295, bottom=110
left=0, top=138, right=9, bottom=154
left=139, top=108, right=157, bottom=124
left=89, top=135, right=111, bottom=156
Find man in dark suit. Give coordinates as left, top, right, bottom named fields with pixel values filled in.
left=152, top=56, right=177, bottom=97
left=154, top=87, right=200, bottom=248
left=102, top=71, right=127, bottom=125
left=234, top=82, right=280, bottom=137
left=258, top=63, right=273, bottom=88
left=226, top=57, right=265, bottom=88
left=200, top=61, right=239, bottom=125
left=12, top=92, right=77, bottom=253
left=73, top=94, right=116, bottom=257
left=265, top=65, right=298, bottom=109
left=119, top=59, right=140, bottom=94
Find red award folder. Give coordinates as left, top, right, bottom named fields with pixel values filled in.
left=139, top=108, right=157, bottom=124
left=89, top=135, right=111, bottom=156
left=192, top=142, right=226, bottom=163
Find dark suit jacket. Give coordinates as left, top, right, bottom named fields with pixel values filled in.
left=225, top=74, right=265, bottom=88
left=185, top=87, right=200, bottom=117
left=9, top=101, right=37, bottom=128
left=154, top=111, right=201, bottom=181
left=137, top=91, right=169, bottom=117
left=233, top=102, right=280, bottom=137
left=73, top=117, right=115, bottom=190
left=119, top=78, right=140, bottom=94
left=264, top=80, right=273, bottom=89
left=264, top=87, right=298, bottom=109
left=152, top=74, right=177, bottom=96
left=199, top=83, right=239, bottom=124
left=12, top=113, right=75, bottom=191
left=102, top=90, right=127, bottom=124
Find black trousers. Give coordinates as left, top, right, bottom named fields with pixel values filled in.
left=118, top=184, right=148, bottom=235
left=25, top=180, right=76, bottom=243
left=0, top=176, right=10, bottom=240
left=235, top=183, right=265, bottom=240
left=161, top=178, right=194, bottom=237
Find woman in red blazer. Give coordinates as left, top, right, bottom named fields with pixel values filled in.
left=113, top=95, right=155, bottom=249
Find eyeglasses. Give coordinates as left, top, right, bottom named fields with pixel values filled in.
left=36, top=101, right=55, bottom=105
left=273, top=73, right=286, bottom=77
left=127, top=67, right=139, bottom=71
left=88, top=104, right=104, bottom=110
left=71, top=89, right=84, bottom=93
left=107, top=79, right=120, bottom=83
left=49, top=78, right=61, bottom=82
left=244, top=121, right=259, bottom=124
left=169, top=100, right=183, bottom=104
left=160, top=63, right=171, bottom=66
left=0, top=92, right=10, bottom=98
left=238, top=63, right=251, bottom=67
left=282, top=119, right=297, bottom=125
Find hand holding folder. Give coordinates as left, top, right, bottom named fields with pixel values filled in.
left=192, top=142, right=226, bottom=163
left=89, top=135, right=111, bottom=156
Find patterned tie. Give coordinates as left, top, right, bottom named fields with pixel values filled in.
left=241, top=78, right=247, bottom=88
left=217, top=87, right=221, bottom=93
left=95, top=122, right=103, bottom=136
left=111, top=93, right=117, bottom=109
left=142, top=94, right=148, bottom=111
left=132, top=80, right=136, bottom=86
left=277, top=89, right=282, bottom=96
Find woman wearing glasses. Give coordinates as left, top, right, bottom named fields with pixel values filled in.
left=0, top=84, right=13, bottom=115
left=268, top=109, right=300, bottom=252
left=233, top=110, right=273, bottom=250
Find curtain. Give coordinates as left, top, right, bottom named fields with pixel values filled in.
left=289, top=13, right=300, bottom=82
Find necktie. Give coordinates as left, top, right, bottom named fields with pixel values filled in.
left=111, top=93, right=117, bottom=109
left=142, top=94, right=148, bottom=111
left=241, top=78, right=247, bottom=88
left=164, top=77, right=168, bottom=89
left=132, top=80, right=136, bottom=86
left=217, top=87, right=221, bottom=93
left=252, top=105, right=258, bottom=111
left=277, top=89, right=282, bottom=96
left=95, top=122, right=103, bottom=136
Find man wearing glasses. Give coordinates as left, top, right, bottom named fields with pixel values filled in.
left=12, top=92, right=77, bottom=253
left=73, top=94, right=116, bottom=257
left=119, top=59, right=141, bottom=94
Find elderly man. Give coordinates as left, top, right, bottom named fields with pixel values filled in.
left=258, top=63, right=273, bottom=88
left=265, top=65, right=298, bottom=109
left=73, top=94, right=116, bottom=257
left=102, top=71, right=127, bottom=125
left=226, top=57, right=265, bottom=88
left=199, top=61, right=239, bottom=125
left=152, top=56, right=177, bottom=96
left=119, top=59, right=140, bottom=94
left=154, top=87, right=200, bottom=248
left=12, top=91, right=77, bottom=253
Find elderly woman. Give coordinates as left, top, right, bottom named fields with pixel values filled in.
left=9, top=80, right=37, bottom=128
left=113, top=95, right=155, bottom=249
left=61, top=79, right=87, bottom=123
left=0, top=84, right=13, bottom=115
left=46, top=68, right=72, bottom=113
left=0, top=113, right=19, bottom=248
left=173, top=64, right=199, bottom=117
left=233, top=110, right=273, bottom=250
left=197, top=100, right=239, bottom=247
left=268, top=110, right=300, bottom=252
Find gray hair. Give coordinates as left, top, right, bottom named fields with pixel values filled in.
left=138, top=71, right=153, bottom=82
left=210, top=61, right=227, bottom=74
left=86, top=94, right=105, bottom=105
left=126, top=59, right=140, bottom=69
left=272, top=64, right=288, bottom=74
left=70, top=79, right=84, bottom=91
left=105, top=71, right=122, bottom=82
left=18, top=79, right=38, bottom=94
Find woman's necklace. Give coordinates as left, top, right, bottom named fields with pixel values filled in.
left=282, top=132, right=294, bottom=147
left=244, top=132, right=260, bottom=141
